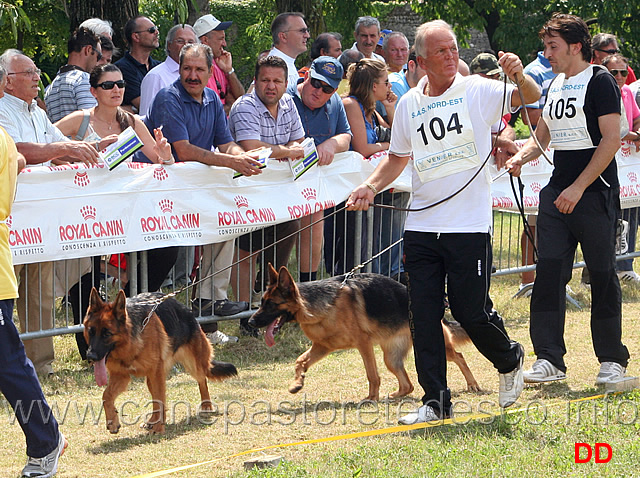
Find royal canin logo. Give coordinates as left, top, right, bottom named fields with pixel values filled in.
left=628, top=172, right=638, bottom=184
left=218, top=196, right=276, bottom=227
left=153, top=166, right=168, bottom=181
left=234, top=195, right=249, bottom=208
left=81, top=205, right=97, bottom=220
left=159, top=199, right=173, bottom=213
left=126, top=162, right=147, bottom=170
left=140, top=199, right=200, bottom=233
left=74, top=171, right=90, bottom=187
left=530, top=182, right=542, bottom=194
left=301, top=188, right=317, bottom=201
left=7, top=214, right=46, bottom=247
left=58, top=205, right=125, bottom=242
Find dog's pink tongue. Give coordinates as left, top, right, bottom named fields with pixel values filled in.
left=93, top=358, right=108, bottom=387
left=265, top=321, right=277, bottom=347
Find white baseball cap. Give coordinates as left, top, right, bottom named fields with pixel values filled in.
left=193, top=14, right=232, bottom=37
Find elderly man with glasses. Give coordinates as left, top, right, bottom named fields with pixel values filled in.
left=139, top=23, right=197, bottom=116
left=0, top=48, right=108, bottom=376
left=115, top=15, right=161, bottom=113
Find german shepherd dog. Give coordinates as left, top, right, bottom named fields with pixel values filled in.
left=83, top=288, right=237, bottom=434
left=249, top=265, right=480, bottom=401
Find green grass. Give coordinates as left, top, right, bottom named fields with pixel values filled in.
left=2, top=268, right=640, bottom=477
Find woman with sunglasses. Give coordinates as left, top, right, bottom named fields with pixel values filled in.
left=603, top=53, right=640, bottom=283
left=55, top=64, right=174, bottom=165
left=342, top=58, right=396, bottom=158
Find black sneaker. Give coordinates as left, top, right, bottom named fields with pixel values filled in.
left=191, top=298, right=213, bottom=316
left=214, top=299, right=249, bottom=317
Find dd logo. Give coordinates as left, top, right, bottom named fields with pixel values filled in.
left=574, top=443, right=612, bottom=463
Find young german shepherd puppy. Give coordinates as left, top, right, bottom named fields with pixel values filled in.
left=83, top=288, right=237, bottom=434
left=249, top=265, right=480, bottom=401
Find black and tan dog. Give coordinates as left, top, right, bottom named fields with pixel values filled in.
left=249, top=265, right=480, bottom=401
left=83, top=288, right=237, bottom=434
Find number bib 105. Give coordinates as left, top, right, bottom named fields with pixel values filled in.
left=408, top=79, right=482, bottom=183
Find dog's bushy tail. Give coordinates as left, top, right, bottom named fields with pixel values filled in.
left=208, top=360, right=238, bottom=380
left=442, top=319, right=471, bottom=346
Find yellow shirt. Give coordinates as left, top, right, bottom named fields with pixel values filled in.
left=0, top=126, right=19, bottom=300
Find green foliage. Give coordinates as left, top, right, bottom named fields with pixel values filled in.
left=0, top=0, right=30, bottom=40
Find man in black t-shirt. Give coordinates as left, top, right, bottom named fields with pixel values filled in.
left=507, top=13, right=630, bottom=386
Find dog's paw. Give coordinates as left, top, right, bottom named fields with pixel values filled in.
left=141, top=421, right=165, bottom=434
left=106, top=420, right=121, bottom=434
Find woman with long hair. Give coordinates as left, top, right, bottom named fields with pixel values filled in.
left=342, top=58, right=396, bottom=157
left=55, top=64, right=173, bottom=164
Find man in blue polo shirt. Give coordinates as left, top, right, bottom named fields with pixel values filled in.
left=288, top=56, right=352, bottom=281
left=145, top=43, right=262, bottom=344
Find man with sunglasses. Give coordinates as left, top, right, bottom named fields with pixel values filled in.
left=44, top=27, right=102, bottom=123
left=591, top=32, right=637, bottom=85
left=288, top=56, right=352, bottom=283
left=195, top=14, right=245, bottom=115
left=115, top=15, right=161, bottom=113
left=269, top=12, right=310, bottom=87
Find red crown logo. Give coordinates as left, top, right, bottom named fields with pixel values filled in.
left=80, top=205, right=97, bottom=221
left=153, top=166, right=168, bottom=181
left=234, top=195, right=249, bottom=208
left=5, top=215, right=12, bottom=229
left=159, top=199, right=173, bottom=213
left=530, top=182, right=542, bottom=194
left=529, top=157, right=540, bottom=167
left=73, top=171, right=90, bottom=188
left=301, top=187, right=317, bottom=201
left=628, top=172, right=638, bottom=183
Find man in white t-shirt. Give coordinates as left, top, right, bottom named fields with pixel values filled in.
left=347, top=20, right=540, bottom=424
left=268, top=12, right=310, bottom=87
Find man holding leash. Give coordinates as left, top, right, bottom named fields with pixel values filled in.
left=506, top=13, right=630, bottom=385
left=347, top=20, right=540, bottom=423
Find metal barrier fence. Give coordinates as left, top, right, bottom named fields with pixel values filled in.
left=15, top=204, right=640, bottom=343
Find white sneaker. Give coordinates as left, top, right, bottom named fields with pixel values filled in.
left=513, top=282, right=534, bottom=298
left=523, top=359, right=567, bottom=383
left=206, top=330, right=238, bottom=345
left=617, top=270, right=640, bottom=283
left=22, top=432, right=67, bottom=478
left=398, top=404, right=441, bottom=425
left=595, top=362, right=626, bottom=385
left=499, top=344, right=524, bottom=408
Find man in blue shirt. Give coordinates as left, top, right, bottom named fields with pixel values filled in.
left=146, top=43, right=262, bottom=343
left=288, top=56, right=352, bottom=281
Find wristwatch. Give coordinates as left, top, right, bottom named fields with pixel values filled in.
left=226, top=67, right=235, bottom=75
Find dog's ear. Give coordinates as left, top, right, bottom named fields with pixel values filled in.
left=113, top=290, right=127, bottom=324
left=268, top=262, right=279, bottom=285
left=277, top=266, right=294, bottom=295
left=89, top=287, right=103, bottom=311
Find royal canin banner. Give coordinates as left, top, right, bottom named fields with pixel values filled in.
left=9, top=145, right=640, bottom=264
left=490, top=140, right=640, bottom=212
left=9, top=151, right=410, bottom=264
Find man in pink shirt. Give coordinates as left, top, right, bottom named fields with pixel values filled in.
left=194, top=14, right=245, bottom=114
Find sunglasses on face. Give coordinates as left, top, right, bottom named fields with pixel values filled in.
left=96, top=80, right=126, bottom=90
left=92, top=47, right=103, bottom=62
left=310, top=78, right=335, bottom=94
left=609, top=68, right=628, bottom=77
left=135, top=26, right=158, bottom=34
left=596, top=48, right=619, bottom=55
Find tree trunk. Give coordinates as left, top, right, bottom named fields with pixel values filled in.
left=66, top=0, right=139, bottom=56
left=187, top=0, right=210, bottom=26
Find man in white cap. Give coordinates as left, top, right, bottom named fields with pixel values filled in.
left=194, top=14, right=245, bottom=114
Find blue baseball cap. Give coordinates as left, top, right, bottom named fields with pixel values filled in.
left=378, top=29, right=392, bottom=46
left=309, top=56, right=343, bottom=90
